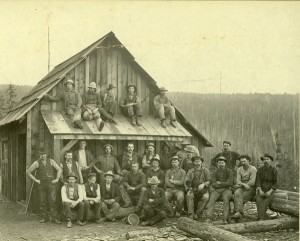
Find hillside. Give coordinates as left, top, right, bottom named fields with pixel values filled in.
left=0, top=84, right=32, bottom=102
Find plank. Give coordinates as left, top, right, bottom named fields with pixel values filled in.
left=53, top=138, right=62, bottom=164
left=100, top=47, right=107, bottom=90
left=106, top=46, right=112, bottom=85
left=26, top=110, right=32, bottom=203
left=96, top=49, right=101, bottom=93
left=122, top=58, right=128, bottom=99
left=74, top=64, right=80, bottom=92
left=41, top=111, right=59, bottom=133
left=145, top=117, right=170, bottom=136
left=78, top=62, right=85, bottom=96
left=60, top=139, right=78, bottom=161
left=127, top=62, right=132, bottom=85
left=140, top=117, right=160, bottom=136
left=117, top=50, right=123, bottom=113
left=49, top=111, right=73, bottom=134
left=136, top=73, right=142, bottom=102
left=111, top=48, right=118, bottom=99
left=85, top=56, right=90, bottom=92
left=51, top=87, right=56, bottom=111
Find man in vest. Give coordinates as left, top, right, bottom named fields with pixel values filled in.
left=141, top=143, right=160, bottom=173
left=61, top=173, right=85, bottom=228
left=82, top=82, right=105, bottom=131
left=101, top=84, right=117, bottom=118
left=100, top=171, right=121, bottom=222
left=26, top=148, right=62, bottom=224
left=120, top=84, right=142, bottom=126
left=44, top=79, right=83, bottom=129
left=120, top=142, right=140, bottom=174
left=82, top=173, right=101, bottom=224
left=73, top=140, right=95, bottom=183
left=185, top=156, right=211, bottom=220
left=153, top=87, right=177, bottom=128
left=206, top=156, right=233, bottom=224
left=60, top=150, right=83, bottom=184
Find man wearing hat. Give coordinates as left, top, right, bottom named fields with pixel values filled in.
left=101, top=84, right=117, bottom=118
left=120, top=142, right=141, bottom=174
left=100, top=171, right=121, bottom=222
left=255, top=154, right=278, bottom=220
left=139, top=176, right=167, bottom=226
left=91, top=144, right=121, bottom=182
left=61, top=172, right=85, bottom=228
left=206, top=156, right=233, bottom=224
left=165, top=156, right=186, bottom=217
left=153, top=87, right=177, bottom=128
left=185, top=156, right=211, bottom=220
left=231, top=154, right=257, bottom=221
left=141, top=143, right=160, bottom=173
left=60, top=150, right=83, bottom=184
left=160, top=144, right=175, bottom=171
left=44, top=79, right=83, bottom=129
left=176, top=140, right=191, bottom=165
left=26, top=148, right=62, bottom=224
left=145, top=157, right=165, bottom=188
left=120, top=84, right=143, bottom=126
left=181, top=146, right=196, bottom=173
left=82, top=173, right=101, bottom=223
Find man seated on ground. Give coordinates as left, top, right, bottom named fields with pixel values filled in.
left=120, top=142, right=140, bottom=174
left=101, top=84, right=118, bottom=119
left=82, top=173, right=101, bottom=224
left=120, top=84, right=142, bottom=126
left=44, top=79, right=83, bottom=129
left=256, top=154, right=278, bottom=221
left=61, top=173, right=85, bottom=228
left=165, top=156, right=186, bottom=217
left=181, top=146, right=196, bottom=173
left=120, top=162, right=146, bottom=207
left=185, top=156, right=211, bottom=220
left=141, top=143, right=160, bottom=173
left=206, top=156, right=233, bottom=224
left=231, top=154, right=257, bottom=221
left=153, top=87, right=177, bottom=128
left=139, top=176, right=167, bottom=226
left=100, top=171, right=121, bottom=222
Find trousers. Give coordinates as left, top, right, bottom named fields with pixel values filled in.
left=38, top=180, right=57, bottom=219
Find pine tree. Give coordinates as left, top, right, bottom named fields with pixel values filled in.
left=4, top=84, right=17, bottom=111
left=0, top=91, right=5, bottom=117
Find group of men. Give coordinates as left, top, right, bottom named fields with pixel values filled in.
left=44, top=79, right=177, bottom=130
left=26, top=140, right=278, bottom=228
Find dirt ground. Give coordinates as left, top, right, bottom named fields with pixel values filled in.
left=0, top=195, right=298, bottom=241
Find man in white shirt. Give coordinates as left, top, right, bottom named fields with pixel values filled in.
left=61, top=173, right=85, bottom=228
left=82, top=173, right=101, bottom=223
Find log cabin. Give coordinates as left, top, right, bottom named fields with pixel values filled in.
left=0, top=31, right=212, bottom=212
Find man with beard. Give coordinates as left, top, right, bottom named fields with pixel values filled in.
left=120, top=142, right=140, bottom=174
left=181, top=146, right=196, bottom=174
left=176, top=140, right=190, bottom=165
left=101, top=84, right=118, bottom=118
left=231, top=154, right=257, bottom=221
left=206, top=156, right=233, bottom=224
left=120, top=84, right=142, bottom=126
left=185, top=156, right=211, bottom=220
left=255, top=154, right=278, bottom=220
left=82, top=173, right=101, bottom=224
left=60, top=150, right=83, bottom=184
left=160, top=144, right=174, bottom=172
left=141, top=143, right=160, bottom=173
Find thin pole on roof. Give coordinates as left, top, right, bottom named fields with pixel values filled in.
left=48, top=27, right=50, bottom=73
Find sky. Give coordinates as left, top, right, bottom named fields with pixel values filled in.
left=0, top=1, right=299, bottom=94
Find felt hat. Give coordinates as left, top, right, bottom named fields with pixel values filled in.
left=223, top=140, right=232, bottom=146
left=88, top=82, right=97, bottom=89
left=65, top=79, right=74, bottom=85
left=216, top=156, right=227, bottom=162
left=260, top=153, right=274, bottom=161
left=159, top=87, right=168, bottom=92
left=103, top=144, right=113, bottom=151
left=38, top=148, right=47, bottom=155
left=107, top=84, right=116, bottom=90
left=146, top=142, right=155, bottom=148
left=148, top=176, right=161, bottom=185
left=181, top=140, right=191, bottom=146
left=170, top=156, right=179, bottom=162
left=66, top=172, right=78, bottom=179
left=238, top=154, right=251, bottom=162
left=104, top=170, right=115, bottom=177
left=87, top=173, right=97, bottom=179
left=185, top=146, right=195, bottom=153
left=150, top=157, right=160, bottom=164
left=192, top=155, right=204, bottom=162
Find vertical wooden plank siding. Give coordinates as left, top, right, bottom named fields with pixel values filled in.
left=117, top=51, right=123, bottom=114
left=127, top=62, right=132, bottom=85
left=85, top=56, right=90, bottom=92
left=100, top=48, right=107, bottom=90
left=122, top=59, right=128, bottom=101
left=56, top=81, right=64, bottom=111
left=144, top=81, right=150, bottom=115
left=78, top=63, right=85, bottom=96
left=51, top=87, right=56, bottom=111
left=89, top=51, right=97, bottom=85
left=136, top=73, right=142, bottom=103
left=96, top=49, right=101, bottom=93
left=53, top=137, right=62, bottom=164
left=111, top=48, right=118, bottom=98
left=26, top=111, right=32, bottom=202
left=74, top=65, right=80, bottom=93
left=106, top=46, right=112, bottom=86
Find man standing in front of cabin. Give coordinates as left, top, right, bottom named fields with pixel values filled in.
left=61, top=173, right=85, bottom=228
left=153, top=87, right=177, bottom=128
left=120, top=142, right=140, bottom=174
left=44, top=79, right=83, bottom=129
left=26, top=148, right=62, bottom=224
left=141, top=142, right=160, bottom=173
left=120, top=84, right=143, bottom=126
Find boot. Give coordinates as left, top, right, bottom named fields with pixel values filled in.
left=161, top=119, right=166, bottom=128
left=96, top=119, right=105, bottom=132
left=130, top=116, right=136, bottom=126
left=73, top=120, right=83, bottom=129
left=170, top=120, right=177, bottom=128
left=136, top=116, right=142, bottom=126
left=110, top=118, right=117, bottom=125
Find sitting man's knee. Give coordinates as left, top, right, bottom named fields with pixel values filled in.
left=82, top=111, right=91, bottom=121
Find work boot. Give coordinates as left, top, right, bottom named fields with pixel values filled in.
left=136, top=116, right=142, bottom=126
left=231, top=212, right=242, bottom=219
left=67, top=220, right=72, bottom=228
left=110, top=118, right=117, bottom=125
left=98, top=121, right=105, bottom=132
left=73, top=120, right=83, bottom=129
left=77, top=220, right=85, bottom=226
left=170, top=120, right=177, bottom=128
left=39, top=217, right=47, bottom=223
left=130, top=116, right=136, bottom=126
left=161, top=119, right=166, bottom=128
left=53, top=218, right=62, bottom=224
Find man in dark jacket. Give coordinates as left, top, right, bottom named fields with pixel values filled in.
left=120, top=142, right=140, bottom=174
left=100, top=171, right=121, bottom=222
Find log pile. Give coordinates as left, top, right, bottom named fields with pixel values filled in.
left=270, top=190, right=299, bottom=216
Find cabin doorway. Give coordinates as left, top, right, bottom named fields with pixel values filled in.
left=17, top=134, right=26, bottom=202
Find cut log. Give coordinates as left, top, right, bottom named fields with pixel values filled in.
left=216, top=217, right=299, bottom=234
left=177, top=217, right=255, bottom=241
left=126, top=227, right=172, bottom=240
left=270, top=199, right=299, bottom=217
left=275, top=190, right=299, bottom=201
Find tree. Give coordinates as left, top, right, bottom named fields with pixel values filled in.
left=4, top=84, right=17, bottom=111
left=0, top=91, right=5, bottom=117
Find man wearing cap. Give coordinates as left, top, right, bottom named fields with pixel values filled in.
left=120, top=142, right=140, bottom=174
left=141, top=143, right=160, bottom=173
left=92, top=144, right=121, bottom=182
left=44, top=79, right=83, bottom=129
left=206, top=156, right=233, bottom=223
left=153, top=87, right=177, bottom=128
left=211, top=141, right=240, bottom=173
left=185, top=156, right=211, bottom=220
left=165, top=156, right=186, bottom=217
left=120, top=84, right=143, bottom=126
left=73, top=140, right=95, bottom=183
left=120, top=162, right=146, bottom=207
left=181, top=146, right=196, bottom=173
left=101, top=84, right=117, bottom=117
left=231, top=155, right=257, bottom=221
left=255, top=154, right=278, bottom=220
left=100, top=171, right=121, bottom=222
left=176, top=140, right=190, bottom=165
left=26, top=148, right=62, bottom=224
left=82, top=173, right=101, bottom=223
left=61, top=173, right=85, bottom=228
left=139, top=176, right=167, bottom=226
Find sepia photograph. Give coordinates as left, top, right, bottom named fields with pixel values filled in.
left=0, top=1, right=299, bottom=241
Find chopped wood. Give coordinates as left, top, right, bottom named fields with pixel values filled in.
left=126, top=227, right=173, bottom=240
left=270, top=198, right=299, bottom=217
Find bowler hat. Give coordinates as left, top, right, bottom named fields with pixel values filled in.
left=88, top=82, right=97, bottom=89
left=216, top=156, right=227, bottom=162
left=148, top=176, right=161, bottom=185
left=103, top=144, right=113, bottom=151
left=223, top=140, right=232, bottom=146
left=107, top=84, right=116, bottom=90
left=159, top=87, right=168, bottom=92
left=38, top=148, right=47, bottom=155
left=66, top=172, right=78, bottom=179
left=65, top=79, right=74, bottom=85
left=104, top=170, right=115, bottom=177
left=260, top=154, right=274, bottom=161
left=192, top=156, right=204, bottom=162
left=185, top=146, right=195, bottom=153
left=87, top=173, right=97, bottom=179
